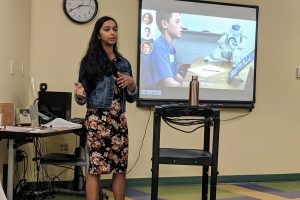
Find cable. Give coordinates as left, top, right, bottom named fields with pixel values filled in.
left=164, top=120, right=206, bottom=133
left=126, top=107, right=151, bottom=175
left=162, top=116, right=206, bottom=126
left=33, top=97, right=39, bottom=105
left=13, top=150, right=30, bottom=200
left=33, top=138, right=44, bottom=195
left=162, top=115, right=214, bottom=133
left=221, top=112, right=250, bottom=122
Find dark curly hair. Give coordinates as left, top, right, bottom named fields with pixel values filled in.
left=80, top=16, right=120, bottom=89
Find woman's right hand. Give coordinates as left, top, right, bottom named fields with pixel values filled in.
left=74, top=82, right=86, bottom=98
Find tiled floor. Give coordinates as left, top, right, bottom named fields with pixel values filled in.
left=51, top=181, right=300, bottom=200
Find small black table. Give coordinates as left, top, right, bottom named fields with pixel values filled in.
left=151, top=105, right=220, bottom=200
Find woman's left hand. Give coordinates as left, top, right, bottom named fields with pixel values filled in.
left=116, top=72, right=135, bottom=91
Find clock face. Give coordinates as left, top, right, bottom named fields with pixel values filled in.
left=63, top=0, right=98, bottom=24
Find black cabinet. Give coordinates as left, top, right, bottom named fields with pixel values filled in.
left=151, top=105, right=220, bottom=200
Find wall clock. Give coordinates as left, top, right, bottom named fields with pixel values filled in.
left=63, top=0, right=98, bottom=24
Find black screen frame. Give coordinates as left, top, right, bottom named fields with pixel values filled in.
left=136, top=0, right=259, bottom=110
left=38, top=91, right=72, bottom=124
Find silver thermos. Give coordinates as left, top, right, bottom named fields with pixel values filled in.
left=189, top=76, right=199, bottom=107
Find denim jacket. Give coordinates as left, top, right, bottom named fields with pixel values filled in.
left=75, top=55, right=138, bottom=112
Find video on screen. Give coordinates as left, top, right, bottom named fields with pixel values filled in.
left=138, top=0, right=258, bottom=105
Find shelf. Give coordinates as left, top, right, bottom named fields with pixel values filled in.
left=159, top=148, right=212, bottom=166
left=34, top=153, right=87, bottom=166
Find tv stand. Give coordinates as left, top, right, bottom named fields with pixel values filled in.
left=151, top=105, right=220, bottom=200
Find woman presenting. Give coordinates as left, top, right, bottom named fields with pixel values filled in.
left=74, top=16, right=137, bottom=200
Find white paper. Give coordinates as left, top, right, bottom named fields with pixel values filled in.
left=188, top=65, right=226, bottom=77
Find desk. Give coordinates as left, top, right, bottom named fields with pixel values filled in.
left=183, top=58, right=252, bottom=90
left=0, top=126, right=82, bottom=200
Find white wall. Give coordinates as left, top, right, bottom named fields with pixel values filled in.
left=0, top=0, right=31, bottom=106
left=0, top=0, right=31, bottom=181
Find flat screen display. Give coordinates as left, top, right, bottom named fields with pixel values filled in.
left=137, top=0, right=259, bottom=109
left=38, top=91, right=72, bottom=124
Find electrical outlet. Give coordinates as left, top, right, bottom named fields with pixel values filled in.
left=10, top=60, right=15, bottom=75
left=21, top=62, right=24, bottom=76
left=58, top=143, right=69, bottom=153
left=297, top=67, right=300, bottom=78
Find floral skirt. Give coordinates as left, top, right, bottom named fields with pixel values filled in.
left=85, top=99, right=128, bottom=175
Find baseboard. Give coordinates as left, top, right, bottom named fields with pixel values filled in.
left=124, top=173, right=300, bottom=187
left=23, top=173, right=300, bottom=188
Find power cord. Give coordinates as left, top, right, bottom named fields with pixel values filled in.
left=14, top=150, right=29, bottom=200
left=127, top=107, right=151, bottom=175
left=33, top=97, right=39, bottom=105
left=221, top=112, right=250, bottom=121
left=162, top=115, right=214, bottom=133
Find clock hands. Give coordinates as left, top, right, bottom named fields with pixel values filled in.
left=81, top=4, right=93, bottom=7
left=68, top=4, right=92, bottom=12
left=68, top=5, right=81, bottom=12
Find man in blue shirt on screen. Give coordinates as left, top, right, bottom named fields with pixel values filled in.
left=143, top=11, right=184, bottom=87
